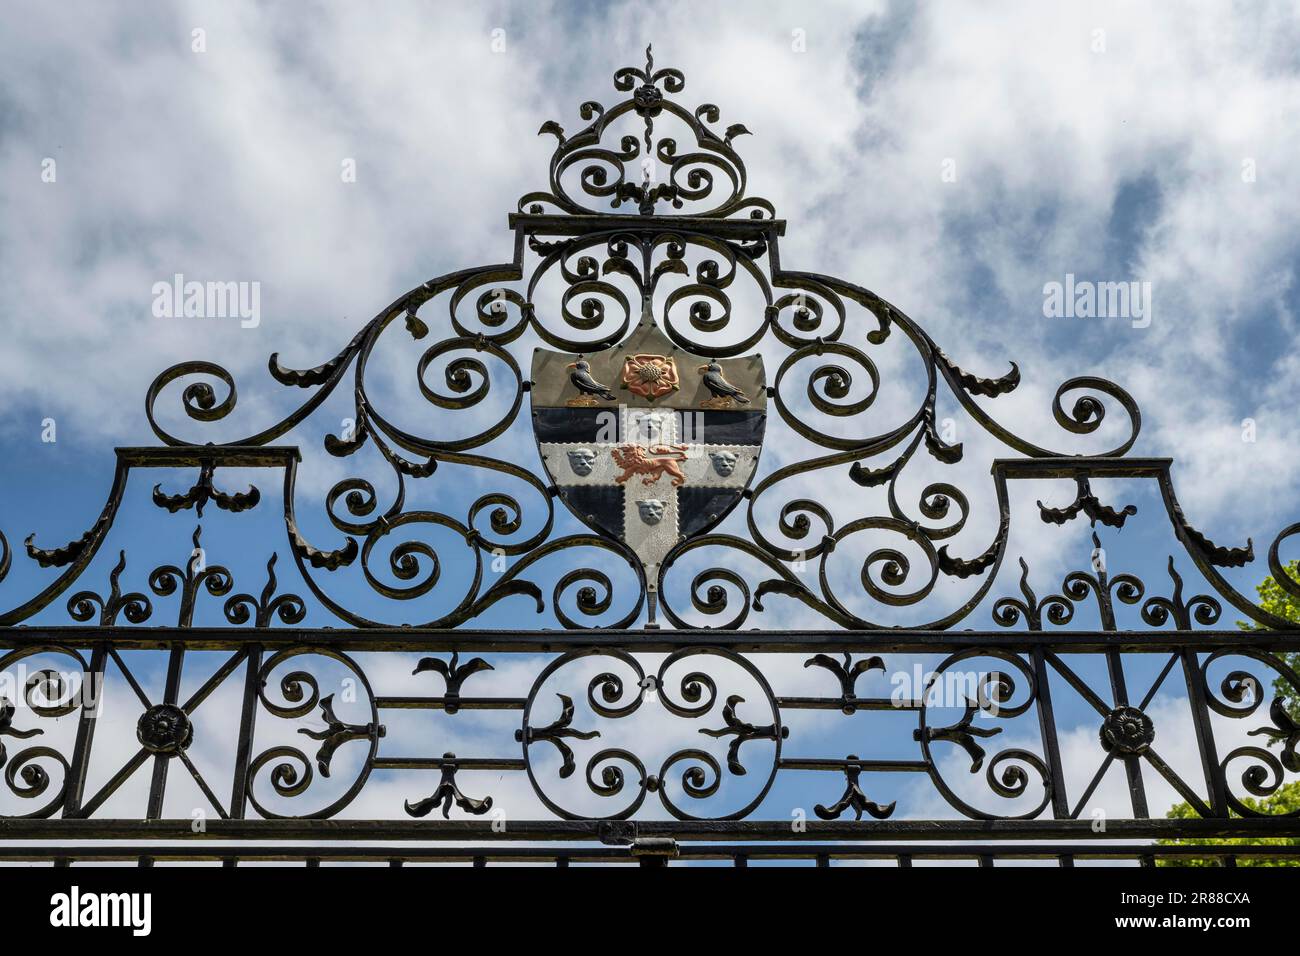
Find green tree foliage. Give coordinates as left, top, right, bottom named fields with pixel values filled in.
left=1156, top=561, right=1300, bottom=864
left=1239, top=558, right=1300, bottom=723
left=1157, top=782, right=1300, bottom=866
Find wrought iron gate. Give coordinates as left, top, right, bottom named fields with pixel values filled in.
left=2, top=47, right=1299, bottom=866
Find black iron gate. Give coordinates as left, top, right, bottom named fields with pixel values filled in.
left=3, top=47, right=1299, bottom=866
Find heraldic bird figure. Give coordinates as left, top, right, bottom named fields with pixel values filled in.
left=565, top=358, right=616, bottom=406
left=698, top=360, right=750, bottom=407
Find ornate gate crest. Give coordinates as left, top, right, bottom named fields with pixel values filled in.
left=532, top=322, right=765, bottom=577
left=1, top=42, right=1299, bottom=870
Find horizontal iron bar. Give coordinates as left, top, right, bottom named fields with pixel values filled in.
left=508, top=212, right=786, bottom=239
left=779, top=758, right=929, bottom=773
left=375, top=697, right=526, bottom=711
left=4, top=819, right=1297, bottom=842
left=6, top=627, right=1300, bottom=653
left=1, top=843, right=1293, bottom=863
left=993, top=457, right=1172, bottom=479
left=115, top=446, right=301, bottom=468
left=777, top=696, right=920, bottom=711
left=371, top=757, right=526, bottom=771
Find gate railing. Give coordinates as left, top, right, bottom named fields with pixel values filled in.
left=3, top=626, right=1299, bottom=864
left=3, top=46, right=1300, bottom=865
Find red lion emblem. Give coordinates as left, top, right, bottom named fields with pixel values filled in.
left=610, top=443, right=689, bottom=486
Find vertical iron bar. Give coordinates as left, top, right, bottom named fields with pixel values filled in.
left=61, top=644, right=107, bottom=817
left=227, top=645, right=263, bottom=819
left=1105, top=648, right=1150, bottom=818
left=1030, top=647, right=1069, bottom=818
left=145, top=644, right=186, bottom=820
left=1179, top=648, right=1226, bottom=816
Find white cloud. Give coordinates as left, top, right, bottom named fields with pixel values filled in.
left=3, top=1, right=1300, bottom=855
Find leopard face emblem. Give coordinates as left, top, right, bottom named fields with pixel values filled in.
left=709, top=451, right=739, bottom=477
left=566, top=448, right=598, bottom=477
left=628, top=410, right=672, bottom=444
left=636, top=499, right=666, bottom=525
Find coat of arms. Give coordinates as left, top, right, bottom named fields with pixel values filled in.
left=531, top=323, right=766, bottom=583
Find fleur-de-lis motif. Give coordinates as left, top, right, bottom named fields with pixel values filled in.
left=992, top=558, right=1074, bottom=630
left=66, top=551, right=153, bottom=626
left=804, top=653, right=885, bottom=714
left=814, top=757, right=896, bottom=820
left=298, top=694, right=385, bottom=777
left=699, top=695, right=788, bottom=775
left=412, top=651, right=494, bottom=715
left=1141, top=557, right=1222, bottom=629
left=516, top=693, right=599, bottom=778
left=1060, top=533, right=1144, bottom=630
left=223, top=554, right=306, bottom=628
left=404, top=753, right=493, bottom=819
left=149, top=526, right=233, bottom=627
left=915, top=699, right=1003, bottom=772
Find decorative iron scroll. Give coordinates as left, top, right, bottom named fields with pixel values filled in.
left=1, top=627, right=1300, bottom=852
left=1, top=45, right=1296, bottom=634
left=1, top=47, right=1299, bottom=862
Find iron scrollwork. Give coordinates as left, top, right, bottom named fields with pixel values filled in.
left=517, top=648, right=784, bottom=821
left=1, top=46, right=1297, bottom=633
left=0, top=47, right=1299, bottom=863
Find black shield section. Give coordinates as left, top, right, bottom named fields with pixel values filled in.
left=532, top=407, right=614, bottom=444
left=556, top=485, right=625, bottom=541
left=677, top=486, right=745, bottom=539
left=685, top=409, right=765, bottom=446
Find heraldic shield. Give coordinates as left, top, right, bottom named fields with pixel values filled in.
left=531, top=323, right=766, bottom=576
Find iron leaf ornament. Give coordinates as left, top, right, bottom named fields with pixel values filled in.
left=3, top=47, right=1300, bottom=862
left=0, top=44, right=1296, bottom=637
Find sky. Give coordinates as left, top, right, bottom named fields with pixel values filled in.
left=2, top=0, right=1300, bottom=852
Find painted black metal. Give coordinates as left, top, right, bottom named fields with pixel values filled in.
left=0, top=626, right=1297, bottom=861
left=2, top=45, right=1299, bottom=864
